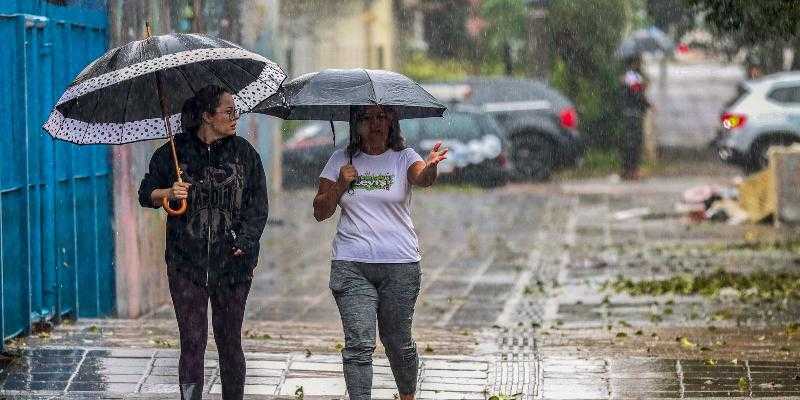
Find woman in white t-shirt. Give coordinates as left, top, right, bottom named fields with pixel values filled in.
left=313, top=105, right=447, bottom=400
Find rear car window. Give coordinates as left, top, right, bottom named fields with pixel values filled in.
left=767, top=85, right=800, bottom=104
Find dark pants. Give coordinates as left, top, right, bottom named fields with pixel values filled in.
left=329, top=260, right=421, bottom=400
left=168, top=271, right=251, bottom=400
left=621, top=115, right=644, bottom=175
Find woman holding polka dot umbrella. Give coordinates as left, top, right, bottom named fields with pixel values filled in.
left=42, top=24, right=285, bottom=216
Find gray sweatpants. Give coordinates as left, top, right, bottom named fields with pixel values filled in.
left=329, top=260, right=421, bottom=399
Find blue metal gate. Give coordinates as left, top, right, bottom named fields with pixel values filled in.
left=0, top=0, right=113, bottom=345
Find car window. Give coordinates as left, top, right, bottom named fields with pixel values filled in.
left=767, top=85, right=800, bottom=104
left=419, top=112, right=483, bottom=141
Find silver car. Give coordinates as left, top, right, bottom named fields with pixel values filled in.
left=716, top=72, right=800, bottom=172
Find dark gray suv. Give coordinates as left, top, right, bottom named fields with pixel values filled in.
left=424, top=78, right=584, bottom=181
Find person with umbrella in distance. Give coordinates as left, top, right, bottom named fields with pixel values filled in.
left=313, top=105, right=448, bottom=400
left=138, top=85, right=268, bottom=400
left=619, top=53, right=652, bottom=180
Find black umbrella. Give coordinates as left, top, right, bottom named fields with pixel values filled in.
left=254, top=68, right=446, bottom=121
left=43, top=25, right=285, bottom=215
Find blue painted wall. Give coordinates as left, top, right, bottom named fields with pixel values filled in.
left=0, top=0, right=114, bottom=345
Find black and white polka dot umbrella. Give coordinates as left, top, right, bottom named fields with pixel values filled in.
left=43, top=32, right=286, bottom=145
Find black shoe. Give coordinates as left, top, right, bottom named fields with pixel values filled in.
left=180, top=383, right=203, bottom=400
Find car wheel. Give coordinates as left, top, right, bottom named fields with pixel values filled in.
left=748, top=135, right=798, bottom=173
left=511, top=134, right=555, bottom=181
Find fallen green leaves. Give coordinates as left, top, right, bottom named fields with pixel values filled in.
left=605, top=269, right=800, bottom=301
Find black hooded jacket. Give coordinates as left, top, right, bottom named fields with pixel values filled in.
left=138, top=133, right=268, bottom=287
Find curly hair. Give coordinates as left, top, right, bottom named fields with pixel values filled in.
left=346, top=105, right=406, bottom=160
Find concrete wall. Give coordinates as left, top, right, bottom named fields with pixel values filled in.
left=108, top=0, right=282, bottom=318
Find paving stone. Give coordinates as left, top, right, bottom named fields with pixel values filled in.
left=243, top=384, right=278, bottom=395
left=77, top=365, right=148, bottom=376
left=244, top=353, right=289, bottom=361
left=139, top=383, right=179, bottom=393
left=279, top=377, right=346, bottom=395
left=423, top=360, right=488, bottom=371
left=148, top=367, right=214, bottom=376
left=417, top=390, right=486, bottom=400
left=290, top=361, right=342, bottom=372
left=85, top=349, right=154, bottom=359
left=425, top=369, right=488, bottom=379
left=244, top=368, right=283, bottom=377
left=83, top=358, right=152, bottom=367
left=142, top=375, right=178, bottom=385
left=423, top=376, right=486, bottom=385
left=419, top=382, right=486, bottom=392
left=244, top=360, right=286, bottom=369
left=4, top=380, right=69, bottom=391
left=67, top=382, right=140, bottom=393
left=97, top=374, right=143, bottom=383
left=539, top=387, right=609, bottom=400
left=8, top=372, right=73, bottom=382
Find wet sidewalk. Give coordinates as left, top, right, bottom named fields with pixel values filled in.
left=0, top=346, right=494, bottom=399
left=3, top=177, right=800, bottom=399
left=2, top=345, right=799, bottom=399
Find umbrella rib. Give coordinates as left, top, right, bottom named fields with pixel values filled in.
left=191, top=60, right=238, bottom=97
left=78, top=69, right=124, bottom=144
left=195, top=60, right=247, bottom=106
left=364, top=69, right=379, bottom=105
left=119, top=77, right=137, bottom=143
left=220, top=58, right=261, bottom=82
left=172, top=65, right=200, bottom=104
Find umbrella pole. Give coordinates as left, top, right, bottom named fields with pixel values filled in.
left=146, top=22, right=187, bottom=216
left=156, top=74, right=187, bottom=216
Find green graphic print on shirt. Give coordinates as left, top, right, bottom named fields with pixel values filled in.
left=353, top=173, right=394, bottom=191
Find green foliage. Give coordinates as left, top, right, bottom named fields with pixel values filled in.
left=685, top=0, right=800, bottom=46
left=400, top=52, right=470, bottom=83
left=547, top=0, right=627, bottom=148
left=480, top=0, right=528, bottom=67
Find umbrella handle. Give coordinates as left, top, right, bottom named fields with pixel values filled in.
left=162, top=197, right=187, bottom=216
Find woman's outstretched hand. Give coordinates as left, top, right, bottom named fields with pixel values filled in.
left=425, top=141, right=449, bottom=167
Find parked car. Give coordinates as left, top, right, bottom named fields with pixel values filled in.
left=715, top=72, right=800, bottom=172
left=281, top=107, right=512, bottom=188
left=423, top=78, right=584, bottom=181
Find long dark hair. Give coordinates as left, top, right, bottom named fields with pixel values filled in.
left=346, top=105, right=405, bottom=160
left=181, top=85, right=229, bottom=136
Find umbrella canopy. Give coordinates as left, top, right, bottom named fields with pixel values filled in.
left=254, top=68, right=446, bottom=121
left=43, top=32, right=286, bottom=144
left=617, top=26, right=674, bottom=59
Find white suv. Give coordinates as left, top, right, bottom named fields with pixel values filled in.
left=716, top=72, right=800, bottom=172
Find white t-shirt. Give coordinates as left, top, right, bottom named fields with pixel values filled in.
left=320, top=148, right=424, bottom=263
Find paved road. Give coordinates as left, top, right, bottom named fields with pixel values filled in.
left=646, top=58, right=744, bottom=149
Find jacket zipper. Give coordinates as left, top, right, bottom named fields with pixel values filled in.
left=206, top=144, right=212, bottom=287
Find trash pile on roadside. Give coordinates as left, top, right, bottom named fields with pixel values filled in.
left=614, top=145, right=800, bottom=226
left=613, top=172, right=777, bottom=226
